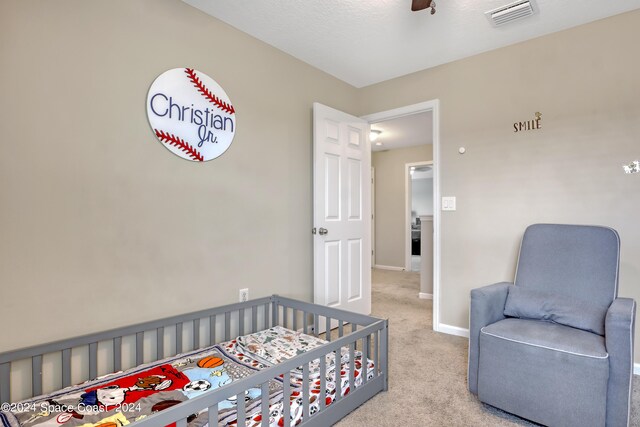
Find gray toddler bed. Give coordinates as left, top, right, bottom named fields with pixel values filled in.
left=0, top=295, right=388, bottom=426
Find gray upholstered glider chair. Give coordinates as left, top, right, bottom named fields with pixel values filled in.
left=468, top=224, right=636, bottom=427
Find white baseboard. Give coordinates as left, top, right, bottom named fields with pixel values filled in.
left=374, top=264, right=404, bottom=271
left=437, top=323, right=470, bottom=338
left=635, top=363, right=640, bottom=376
left=419, top=292, right=433, bottom=300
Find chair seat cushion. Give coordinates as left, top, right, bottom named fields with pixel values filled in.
left=482, top=317, right=608, bottom=358
left=504, top=285, right=608, bottom=335
left=478, top=318, right=609, bottom=427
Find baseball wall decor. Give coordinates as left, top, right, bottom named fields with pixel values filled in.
left=147, top=68, right=236, bottom=162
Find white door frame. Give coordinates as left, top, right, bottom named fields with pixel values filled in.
left=405, top=160, right=433, bottom=272
left=371, top=166, right=375, bottom=267
left=361, top=99, right=442, bottom=332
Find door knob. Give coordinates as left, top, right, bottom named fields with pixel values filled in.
left=319, top=227, right=328, bottom=235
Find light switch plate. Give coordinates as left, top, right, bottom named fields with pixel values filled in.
left=442, top=196, right=456, bottom=211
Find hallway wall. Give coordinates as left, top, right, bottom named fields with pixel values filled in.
left=373, top=145, right=433, bottom=268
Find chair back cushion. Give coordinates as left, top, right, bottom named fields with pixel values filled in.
left=504, top=286, right=608, bottom=335
left=514, top=224, right=620, bottom=309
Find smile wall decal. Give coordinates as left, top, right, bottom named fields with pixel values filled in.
left=514, top=112, right=542, bottom=133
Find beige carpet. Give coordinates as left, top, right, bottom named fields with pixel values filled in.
left=336, top=268, right=640, bottom=426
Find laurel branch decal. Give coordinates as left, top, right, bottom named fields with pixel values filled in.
left=154, top=129, right=204, bottom=162
left=184, top=68, right=235, bottom=115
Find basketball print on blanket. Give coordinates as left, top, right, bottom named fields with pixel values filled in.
left=147, top=68, right=236, bottom=162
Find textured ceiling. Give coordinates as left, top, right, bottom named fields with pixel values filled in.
left=182, top=0, right=640, bottom=88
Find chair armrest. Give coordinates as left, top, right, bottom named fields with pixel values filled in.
left=468, top=282, right=512, bottom=394
left=605, top=297, right=636, bottom=427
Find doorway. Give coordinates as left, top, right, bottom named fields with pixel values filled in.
left=405, top=161, right=433, bottom=273
left=361, top=100, right=442, bottom=332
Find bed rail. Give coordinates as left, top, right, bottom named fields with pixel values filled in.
left=130, top=319, right=388, bottom=427
left=0, top=297, right=274, bottom=403
left=0, top=295, right=389, bottom=426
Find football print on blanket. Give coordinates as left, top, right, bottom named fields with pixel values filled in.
left=147, top=68, right=236, bottom=162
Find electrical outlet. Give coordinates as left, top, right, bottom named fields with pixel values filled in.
left=239, top=288, right=249, bottom=302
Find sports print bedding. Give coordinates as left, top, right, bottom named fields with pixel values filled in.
left=1, top=327, right=374, bottom=427
left=219, top=327, right=375, bottom=427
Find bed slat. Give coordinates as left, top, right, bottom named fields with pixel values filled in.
left=314, top=314, right=319, bottom=337
left=283, top=306, right=288, bottom=329
left=1, top=362, right=10, bottom=403
left=264, top=303, right=270, bottom=330
left=237, top=390, right=246, bottom=425
left=89, top=342, right=98, bottom=379
left=239, top=308, right=245, bottom=336
left=339, top=320, right=344, bottom=337
left=113, top=337, right=122, bottom=372
left=362, top=336, right=368, bottom=385
left=135, top=333, right=144, bottom=366
left=32, top=355, right=43, bottom=397
left=209, top=316, right=216, bottom=345
left=156, top=327, right=164, bottom=360
left=271, top=301, right=277, bottom=327
left=303, top=312, right=309, bottom=334
left=325, top=317, right=331, bottom=342
left=283, top=371, right=291, bottom=427
left=61, top=349, right=72, bottom=388
left=252, top=306, right=258, bottom=333
left=261, top=382, right=269, bottom=426
left=334, top=350, right=341, bottom=402
left=349, top=343, right=355, bottom=392
left=319, top=355, right=327, bottom=411
left=224, top=312, right=231, bottom=341
left=381, top=320, right=389, bottom=390
left=176, top=323, right=183, bottom=355
left=303, top=363, right=310, bottom=418
left=292, top=308, right=298, bottom=331
left=208, top=403, right=219, bottom=426
left=193, top=319, right=200, bottom=349
left=373, top=331, right=379, bottom=378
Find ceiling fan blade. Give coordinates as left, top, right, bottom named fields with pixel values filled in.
left=411, top=0, right=432, bottom=11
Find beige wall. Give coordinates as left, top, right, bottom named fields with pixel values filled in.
left=0, top=0, right=358, bottom=351
left=359, top=11, right=640, bottom=359
left=3, top=1, right=640, bottom=364
left=372, top=146, right=433, bottom=268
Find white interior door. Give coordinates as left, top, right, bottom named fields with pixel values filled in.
left=313, top=102, right=371, bottom=318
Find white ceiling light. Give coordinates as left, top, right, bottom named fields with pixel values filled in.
left=486, top=0, right=536, bottom=27
left=370, top=130, right=382, bottom=142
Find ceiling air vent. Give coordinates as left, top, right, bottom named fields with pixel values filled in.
left=486, top=0, right=536, bottom=27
